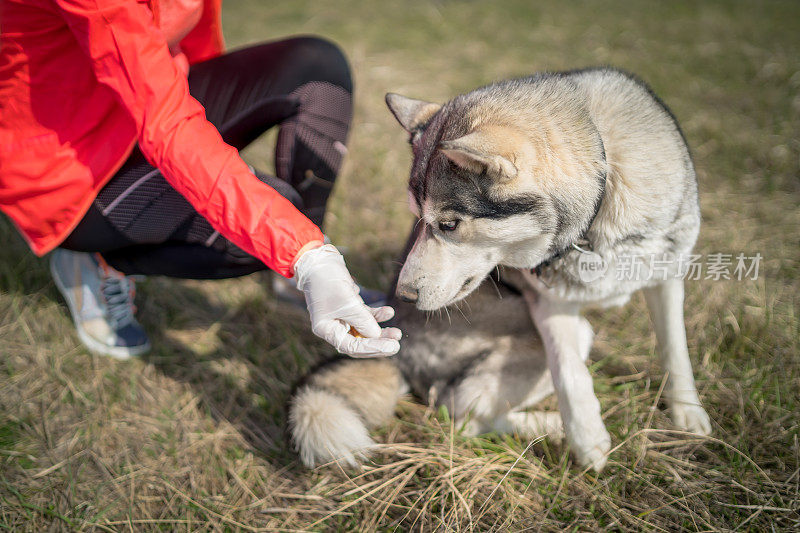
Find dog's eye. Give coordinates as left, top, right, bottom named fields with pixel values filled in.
left=438, top=220, right=460, bottom=232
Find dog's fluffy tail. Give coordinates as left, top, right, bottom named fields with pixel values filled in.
left=289, top=358, right=407, bottom=468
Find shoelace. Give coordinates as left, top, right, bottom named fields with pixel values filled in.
left=100, top=274, right=136, bottom=330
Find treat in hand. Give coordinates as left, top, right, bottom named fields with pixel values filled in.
left=294, top=244, right=401, bottom=357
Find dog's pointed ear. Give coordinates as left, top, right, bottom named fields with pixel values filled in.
left=439, top=130, right=518, bottom=180
left=386, top=93, right=441, bottom=133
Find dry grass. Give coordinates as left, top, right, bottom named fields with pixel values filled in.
left=1, top=0, right=799, bottom=530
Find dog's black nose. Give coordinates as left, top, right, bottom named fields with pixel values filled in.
left=396, top=285, right=418, bottom=303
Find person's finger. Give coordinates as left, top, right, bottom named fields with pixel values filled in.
left=369, top=305, right=395, bottom=323
left=322, top=319, right=397, bottom=357
left=347, top=336, right=400, bottom=358
left=321, top=319, right=359, bottom=354
left=343, top=304, right=382, bottom=338
left=380, top=327, right=403, bottom=341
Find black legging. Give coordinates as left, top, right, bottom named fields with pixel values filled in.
left=61, top=37, right=352, bottom=279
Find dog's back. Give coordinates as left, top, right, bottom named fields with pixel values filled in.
left=570, top=68, right=699, bottom=253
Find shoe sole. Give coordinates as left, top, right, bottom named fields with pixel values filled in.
left=50, top=256, right=151, bottom=360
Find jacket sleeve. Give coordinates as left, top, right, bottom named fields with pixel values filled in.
left=54, top=0, right=323, bottom=277
left=180, top=0, right=225, bottom=64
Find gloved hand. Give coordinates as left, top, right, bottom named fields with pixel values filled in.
left=294, top=244, right=402, bottom=357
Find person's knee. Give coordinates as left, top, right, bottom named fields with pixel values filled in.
left=283, top=36, right=352, bottom=93
left=252, top=169, right=304, bottom=210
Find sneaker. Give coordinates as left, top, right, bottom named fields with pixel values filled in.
left=50, top=249, right=151, bottom=359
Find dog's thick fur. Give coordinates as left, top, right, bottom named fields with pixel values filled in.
left=289, top=67, right=711, bottom=470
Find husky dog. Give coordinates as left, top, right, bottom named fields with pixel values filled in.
left=289, top=67, right=711, bottom=471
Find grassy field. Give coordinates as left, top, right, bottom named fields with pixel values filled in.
left=1, top=0, right=799, bottom=530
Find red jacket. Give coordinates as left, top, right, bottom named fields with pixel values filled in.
left=0, top=0, right=323, bottom=277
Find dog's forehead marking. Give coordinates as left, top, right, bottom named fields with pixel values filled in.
left=409, top=108, right=453, bottom=208
left=406, top=96, right=553, bottom=230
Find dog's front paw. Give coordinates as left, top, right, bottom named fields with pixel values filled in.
left=671, top=402, right=712, bottom=435
left=570, top=426, right=611, bottom=472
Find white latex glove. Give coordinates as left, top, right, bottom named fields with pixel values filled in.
left=294, top=244, right=402, bottom=357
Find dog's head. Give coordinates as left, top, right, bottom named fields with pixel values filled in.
left=386, top=79, right=606, bottom=310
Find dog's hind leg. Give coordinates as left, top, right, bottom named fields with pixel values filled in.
left=485, top=315, right=592, bottom=442
left=489, top=410, right=564, bottom=440
left=440, top=337, right=560, bottom=440
left=453, top=313, right=595, bottom=444
left=482, top=314, right=592, bottom=441
left=643, top=278, right=711, bottom=435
